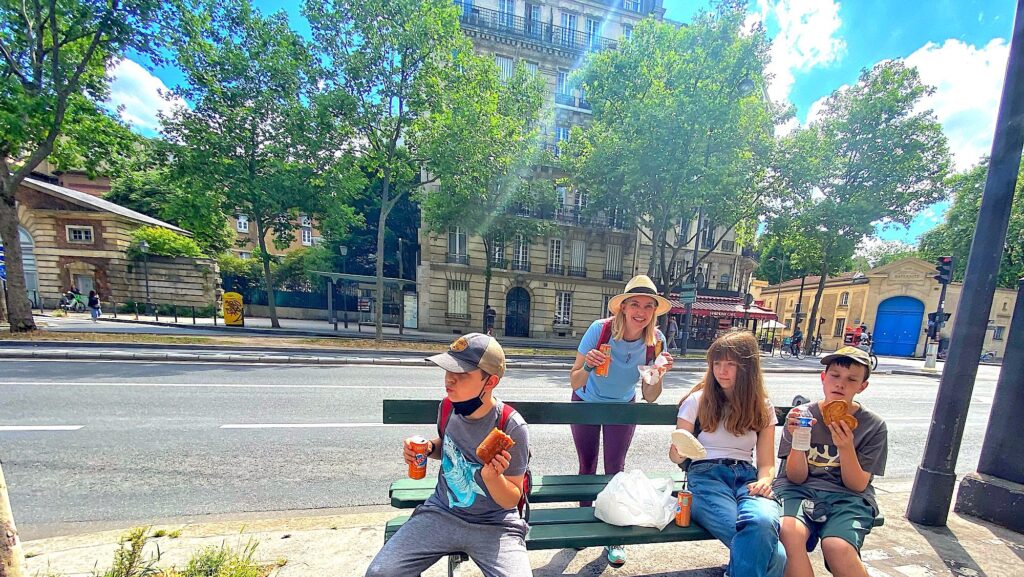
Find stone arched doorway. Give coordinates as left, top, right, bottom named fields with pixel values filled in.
left=874, top=296, right=924, bottom=357
left=0, top=227, right=38, bottom=306
left=505, top=287, right=531, bottom=338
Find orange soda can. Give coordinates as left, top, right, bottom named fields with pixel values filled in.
left=408, top=436, right=430, bottom=480
left=675, top=490, right=693, bottom=527
left=595, top=344, right=612, bottom=377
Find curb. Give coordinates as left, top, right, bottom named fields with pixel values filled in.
left=0, top=349, right=837, bottom=373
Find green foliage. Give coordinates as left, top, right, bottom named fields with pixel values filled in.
left=0, top=0, right=174, bottom=331
left=106, top=140, right=234, bottom=255
left=918, top=160, right=1024, bottom=288
left=94, top=527, right=160, bottom=577
left=176, top=539, right=264, bottom=577
left=562, top=4, right=779, bottom=291
left=854, top=239, right=919, bottom=269
left=306, top=0, right=469, bottom=339
left=274, top=246, right=335, bottom=290
left=129, top=227, right=204, bottom=259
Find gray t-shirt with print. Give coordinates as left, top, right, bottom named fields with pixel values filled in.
left=425, top=400, right=530, bottom=526
left=774, top=401, right=888, bottom=514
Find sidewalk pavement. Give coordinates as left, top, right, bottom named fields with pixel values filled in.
left=25, top=483, right=1024, bottom=577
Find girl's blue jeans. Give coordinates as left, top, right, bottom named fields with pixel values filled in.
left=687, top=460, right=786, bottom=577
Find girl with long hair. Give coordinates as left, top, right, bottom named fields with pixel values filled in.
left=669, top=329, right=785, bottom=577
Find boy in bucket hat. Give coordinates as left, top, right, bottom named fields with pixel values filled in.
left=773, top=347, right=888, bottom=577
left=365, top=333, right=531, bottom=577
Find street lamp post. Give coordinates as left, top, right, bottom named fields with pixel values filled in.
left=139, top=240, right=151, bottom=317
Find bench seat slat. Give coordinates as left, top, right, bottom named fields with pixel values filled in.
left=392, top=481, right=684, bottom=508
left=383, top=399, right=792, bottom=426
left=389, top=471, right=686, bottom=494
left=385, top=507, right=607, bottom=539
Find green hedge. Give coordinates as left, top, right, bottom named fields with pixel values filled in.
left=129, top=226, right=204, bottom=258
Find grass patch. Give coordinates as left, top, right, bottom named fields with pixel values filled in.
left=166, top=539, right=274, bottom=577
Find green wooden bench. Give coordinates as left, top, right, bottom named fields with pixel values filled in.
left=381, top=399, right=883, bottom=575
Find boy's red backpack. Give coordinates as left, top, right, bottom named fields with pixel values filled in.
left=596, top=317, right=663, bottom=364
left=439, top=399, right=532, bottom=521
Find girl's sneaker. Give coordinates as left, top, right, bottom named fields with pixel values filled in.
left=605, top=545, right=626, bottom=567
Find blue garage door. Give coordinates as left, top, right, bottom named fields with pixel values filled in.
left=874, top=296, right=924, bottom=357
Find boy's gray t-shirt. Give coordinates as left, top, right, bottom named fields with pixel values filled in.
left=774, top=401, right=888, bottom=513
left=425, top=400, right=530, bottom=526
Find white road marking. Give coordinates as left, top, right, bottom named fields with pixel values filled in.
left=0, top=425, right=83, bottom=431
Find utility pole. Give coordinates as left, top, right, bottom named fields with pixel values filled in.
left=397, top=238, right=405, bottom=336
left=907, top=0, right=1024, bottom=526
left=0, top=461, right=25, bottom=577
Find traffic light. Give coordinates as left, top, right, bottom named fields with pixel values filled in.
left=933, top=256, right=953, bottom=284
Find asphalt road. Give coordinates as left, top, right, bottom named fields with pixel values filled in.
left=0, top=359, right=1001, bottom=539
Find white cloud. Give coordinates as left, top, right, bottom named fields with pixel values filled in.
left=904, top=38, right=1009, bottom=170
left=106, top=59, right=188, bottom=135
left=751, top=0, right=847, bottom=104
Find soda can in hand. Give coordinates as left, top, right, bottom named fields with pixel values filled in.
left=408, top=436, right=430, bottom=480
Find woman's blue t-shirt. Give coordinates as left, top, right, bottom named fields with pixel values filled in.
left=575, top=319, right=667, bottom=403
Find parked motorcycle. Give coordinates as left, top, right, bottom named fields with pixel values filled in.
left=59, top=291, right=87, bottom=313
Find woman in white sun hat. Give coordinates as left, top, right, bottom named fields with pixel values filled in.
left=569, top=274, right=674, bottom=567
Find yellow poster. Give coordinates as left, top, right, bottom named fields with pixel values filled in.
left=223, top=292, right=244, bottom=326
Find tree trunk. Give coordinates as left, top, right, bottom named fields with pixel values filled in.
left=374, top=175, right=393, bottom=344
left=482, top=237, right=492, bottom=334
left=255, top=221, right=280, bottom=329
left=0, top=461, right=25, bottom=577
left=0, top=183, right=36, bottom=333
left=805, top=252, right=830, bottom=354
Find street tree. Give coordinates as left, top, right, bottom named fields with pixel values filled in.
left=852, top=239, right=919, bottom=270
left=776, top=61, right=951, bottom=352
left=563, top=3, right=778, bottom=298
left=0, top=0, right=168, bottom=332
left=919, top=160, right=1024, bottom=288
left=418, top=57, right=548, bottom=333
left=162, top=0, right=358, bottom=327
left=307, top=0, right=495, bottom=341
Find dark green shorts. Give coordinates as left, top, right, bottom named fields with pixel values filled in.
left=777, top=485, right=875, bottom=553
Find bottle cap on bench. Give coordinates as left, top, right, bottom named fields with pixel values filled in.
left=427, top=333, right=506, bottom=378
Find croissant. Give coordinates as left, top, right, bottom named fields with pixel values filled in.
left=822, top=400, right=859, bottom=431
left=477, top=427, right=516, bottom=463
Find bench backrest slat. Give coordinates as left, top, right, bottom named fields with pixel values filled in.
left=383, top=399, right=793, bottom=426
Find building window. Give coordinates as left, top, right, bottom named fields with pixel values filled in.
left=491, top=236, right=506, bottom=267
left=447, top=280, right=469, bottom=318
left=524, top=60, right=538, bottom=76
left=623, top=0, right=641, bottom=12
left=1003, top=301, right=1009, bottom=311
left=994, top=326, right=1005, bottom=340
left=784, top=318, right=792, bottom=330
left=556, top=70, right=569, bottom=96
left=554, top=125, right=570, bottom=157
left=585, top=17, right=601, bottom=49
left=238, top=251, right=251, bottom=259
left=66, top=226, right=94, bottom=244
left=622, top=24, right=633, bottom=39
left=555, top=291, right=573, bottom=325
left=548, top=238, right=562, bottom=274
left=839, top=292, right=850, bottom=306
left=301, top=227, right=313, bottom=246
left=561, top=12, right=578, bottom=47
left=236, top=215, right=249, bottom=233
left=512, top=234, right=530, bottom=270
left=788, top=299, right=794, bottom=309
left=833, top=317, right=846, bottom=337
left=498, top=0, right=514, bottom=27
left=299, top=214, right=312, bottom=227
left=448, top=227, right=468, bottom=264
left=605, top=244, right=623, bottom=279
left=569, top=239, right=587, bottom=277
left=495, top=55, right=514, bottom=81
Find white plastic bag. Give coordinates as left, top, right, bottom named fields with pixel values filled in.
left=594, top=469, right=676, bottom=530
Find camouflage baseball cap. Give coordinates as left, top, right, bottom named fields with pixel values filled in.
left=426, top=333, right=506, bottom=378
left=820, top=346, right=872, bottom=367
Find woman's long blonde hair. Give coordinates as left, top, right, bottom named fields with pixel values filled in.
left=679, top=329, right=772, bottom=435
left=610, top=297, right=659, bottom=346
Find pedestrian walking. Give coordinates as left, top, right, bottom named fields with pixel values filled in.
left=485, top=305, right=497, bottom=336
left=87, top=290, right=101, bottom=322
left=569, top=274, right=674, bottom=567
left=666, top=315, right=679, bottom=353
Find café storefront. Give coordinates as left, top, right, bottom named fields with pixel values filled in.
left=668, top=295, right=778, bottom=350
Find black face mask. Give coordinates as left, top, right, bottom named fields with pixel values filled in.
left=451, top=378, right=489, bottom=416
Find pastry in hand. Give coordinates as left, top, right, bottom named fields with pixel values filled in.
left=822, top=399, right=859, bottom=431
left=476, top=427, right=516, bottom=463
left=671, top=429, right=707, bottom=460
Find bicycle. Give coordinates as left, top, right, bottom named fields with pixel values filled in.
left=809, top=337, right=823, bottom=357
left=780, top=337, right=803, bottom=360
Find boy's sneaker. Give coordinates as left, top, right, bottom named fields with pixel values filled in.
left=605, top=545, right=626, bottom=567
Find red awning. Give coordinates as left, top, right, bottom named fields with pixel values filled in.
left=669, top=299, right=777, bottom=321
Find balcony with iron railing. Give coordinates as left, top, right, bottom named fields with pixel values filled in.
left=546, top=264, right=564, bottom=275
left=555, top=91, right=592, bottom=111
left=447, top=253, right=469, bottom=265
left=490, top=258, right=508, bottom=269
left=510, top=204, right=630, bottom=231
left=567, top=265, right=587, bottom=278
left=511, top=259, right=531, bottom=272
left=720, top=240, right=736, bottom=253
left=455, top=3, right=617, bottom=54
left=603, top=269, right=623, bottom=281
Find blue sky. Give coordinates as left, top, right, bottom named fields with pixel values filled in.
left=110, top=0, right=1017, bottom=249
